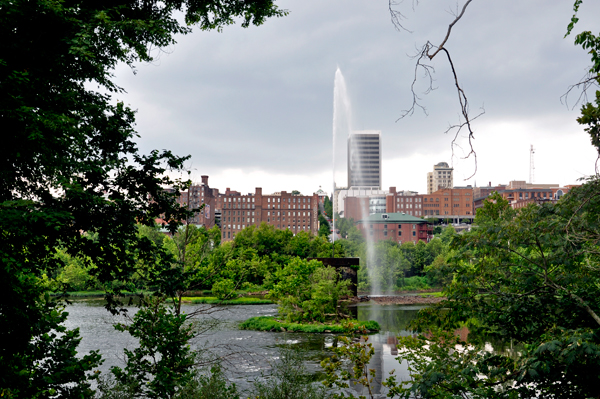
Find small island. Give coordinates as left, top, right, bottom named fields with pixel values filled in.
left=240, top=316, right=380, bottom=333
left=239, top=258, right=380, bottom=334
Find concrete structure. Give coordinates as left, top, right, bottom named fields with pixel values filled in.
left=348, top=131, right=381, bottom=189
left=220, top=188, right=319, bottom=241
left=427, top=162, right=454, bottom=194
left=356, top=213, right=433, bottom=244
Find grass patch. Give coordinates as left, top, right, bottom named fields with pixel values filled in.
left=180, top=296, right=274, bottom=305
left=240, top=316, right=380, bottom=333
left=418, top=291, right=444, bottom=298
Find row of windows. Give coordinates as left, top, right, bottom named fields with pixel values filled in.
left=371, top=230, right=417, bottom=237
left=424, top=210, right=472, bottom=215
left=224, top=203, right=255, bottom=209
left=370, top=224, right=417, bottom=229
left=223, top=223, right=311, bottom=231
left=268, top=197, right=310, bottom=203
left=223, top=196, right=312, bottom=204
left=267, top=211, right=310, bottom=216
left=397, top=197, right=422, bottom=203
left=224, top=210, right=255, bottom=216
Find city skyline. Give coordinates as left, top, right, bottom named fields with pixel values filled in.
left=111, top=0, right=599, bottom=196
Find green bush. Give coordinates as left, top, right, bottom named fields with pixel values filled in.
left=239, top=316, right=380, bottom=333
left=396, top=276, right=431, bottom=291
left=267, top=259, right=351, bottom=323
left=211, top=279, right=237, bottom=300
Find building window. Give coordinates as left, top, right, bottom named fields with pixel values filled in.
left=398, top=230, right=402, bottom=236
left=384, top=231, right=387, bottom=236
left=412, top=231, right=416, bottom=237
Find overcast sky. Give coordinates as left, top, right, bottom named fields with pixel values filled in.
left=112, top=0, right=600, bottom=196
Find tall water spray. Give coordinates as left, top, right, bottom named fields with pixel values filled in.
left=332, top=68, right=379, bottom=295
left=332, top=68, right=352, bottom=249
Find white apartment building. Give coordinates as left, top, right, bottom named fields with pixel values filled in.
left=427, top=162, right=454, bottom=194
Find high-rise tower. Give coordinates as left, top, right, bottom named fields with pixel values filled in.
left=427, top=162, right=454, bottom=194
left=347, top=130, right=381, bottom=189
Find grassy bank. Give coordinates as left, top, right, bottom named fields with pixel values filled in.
left=240, top=316, right=380, bottom=333
left=180, top=296, right=273, bottom=305
left=418, top=291, right=444, bottom=298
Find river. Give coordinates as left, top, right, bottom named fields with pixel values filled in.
left=64, top=300, right=424, bottom=394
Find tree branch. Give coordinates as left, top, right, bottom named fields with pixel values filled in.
left=394, top=0, right=480, bottom=180
left=426, top=0, right=474, bottom=60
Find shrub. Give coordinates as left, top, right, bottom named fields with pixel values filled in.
left=211, top=279, right=237, bottom=300
left=267, top=259, right=351, bottom=323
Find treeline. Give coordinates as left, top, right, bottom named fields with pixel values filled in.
left=50, top=219, right=457, bottom=295
left=335, top=219, right=456, bottom=292
left=49, top=223, right=340, bottom=295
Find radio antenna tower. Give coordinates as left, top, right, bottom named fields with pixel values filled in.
left=529, top=145, right=535, bottom=184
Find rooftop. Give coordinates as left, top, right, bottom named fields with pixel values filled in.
left=357, top=213, right=429, bottom=224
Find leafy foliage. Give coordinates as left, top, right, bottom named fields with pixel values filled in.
left=1, top=0, right=286, bottom=396
left=267, top=259, right=352, bottom=323
left=111, top=297, right=197, bottom=399
left=240, top=316, right=380, bottom=333
left=321, top=335, right=377, bottom=399
left=400, top=187, right=600, bottom=397
left=250, top=347, right=329, bottom=399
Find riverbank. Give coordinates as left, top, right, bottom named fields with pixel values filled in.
left=240, top=316, right=380, bottom=333
left=349, top=294, right=445, bottom=305
left=367, top=295, right=445, bottom=305
left=180, top=296, right=273, bottom=305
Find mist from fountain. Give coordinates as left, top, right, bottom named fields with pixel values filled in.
left=332, top=68, right=379, bottom=295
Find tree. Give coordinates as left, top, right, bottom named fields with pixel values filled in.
left=0, top=1, right=286, bottom=396
left=323, top=196, right=333, bottom=218
left=399, top=190, right=600, bottom=397
left=382, top=3, right=600, bottom=395
left=318, top=213, right=331, bottom=238
left=267, top=258, right=351, bottom=323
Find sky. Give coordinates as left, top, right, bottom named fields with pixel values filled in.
left=111, top=0, right=600, bottom=196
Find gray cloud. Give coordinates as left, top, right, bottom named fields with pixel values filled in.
left=110, top=0, right=600, bottom=191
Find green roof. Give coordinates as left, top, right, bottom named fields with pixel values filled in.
left=357, top=213, right=428, bottom=224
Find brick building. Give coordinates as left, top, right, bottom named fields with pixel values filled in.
left=175, top=175, right=216, bottom=228
left=343, top=186, right=475, bottom=223
left=386, top=186, right=474, bottom=222
left=344, top=196, right=371, bottom=221
left=356, top=213, right=433, bottom=244
left=474, top=181, right=576, bottom=212
left=220, top=188, right=319, bottom=241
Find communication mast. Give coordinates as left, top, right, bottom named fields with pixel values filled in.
left=529, top=145, right=535, bottom=184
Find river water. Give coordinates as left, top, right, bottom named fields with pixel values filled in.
left=64, top=300, right=423, bottom=394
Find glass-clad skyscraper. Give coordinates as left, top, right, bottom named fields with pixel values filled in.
left=347, top=130, right=381, bottom=189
